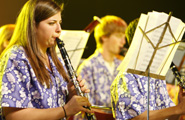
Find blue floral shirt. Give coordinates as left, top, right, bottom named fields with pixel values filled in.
left=0, top=45, right=68, bottom=119
left=77, top=50, right=121, bottom=107
left=111, top=73, right=175, bottom=120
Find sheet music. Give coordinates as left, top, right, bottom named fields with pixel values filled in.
left=56, top=30, right=90, bottom=70
left=118, top=11, right=185, bottom=77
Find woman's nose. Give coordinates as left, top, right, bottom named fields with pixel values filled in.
left=56, top=23, right=62, bottom=33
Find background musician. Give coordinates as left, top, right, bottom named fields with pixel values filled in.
left=0, top=24, right=15, bottom=55
left=74, top=15, right=127, bottom=120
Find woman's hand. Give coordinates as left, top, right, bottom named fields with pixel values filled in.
left=64, top=95, right=93, bottom=117
left=177, top=86, right=185, bottom=115
left=67, top=76, right=90, bottom=100
left=77, top=76, right=90, bottom=93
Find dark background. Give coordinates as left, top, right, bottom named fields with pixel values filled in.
left=0, top=0, right=185, bottom=58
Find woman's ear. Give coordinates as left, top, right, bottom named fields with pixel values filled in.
left=33, top=21, right=37, bottom=29
left=33, top=21, right=38, bottom=34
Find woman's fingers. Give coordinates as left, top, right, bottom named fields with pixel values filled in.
left=79, top=79, right=85, bottom=87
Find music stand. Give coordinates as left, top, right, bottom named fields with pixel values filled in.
left=118, top=11, right=185, bottom=120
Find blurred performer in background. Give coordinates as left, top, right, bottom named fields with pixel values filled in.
left=0, top=24, right=15, bottom=54
left=74, top=15, right=127, bottom=119
left=111, top=18, right=185, bottom=120
left=0, top=0, right=93, bottom=120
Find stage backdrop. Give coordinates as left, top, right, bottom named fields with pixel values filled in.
left=0, top=0, right=184, bottom=58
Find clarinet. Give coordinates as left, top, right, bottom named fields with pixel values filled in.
left=56, top=38, right=96, bottom=120
left=170, top=62, right=185, bottom=89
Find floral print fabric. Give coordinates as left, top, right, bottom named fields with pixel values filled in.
left=77, top=51, right=121, bottom=107
left=111, top=73, right=175, bottom=120
left=0, top=45, right=68, bottom=119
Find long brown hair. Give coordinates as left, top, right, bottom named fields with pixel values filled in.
left=4, top=0, right=69, bottom=88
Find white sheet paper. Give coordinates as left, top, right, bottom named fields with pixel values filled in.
left=56, top=30, right=90, bottom=70
left=118, top=11, right=185, bottom=77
